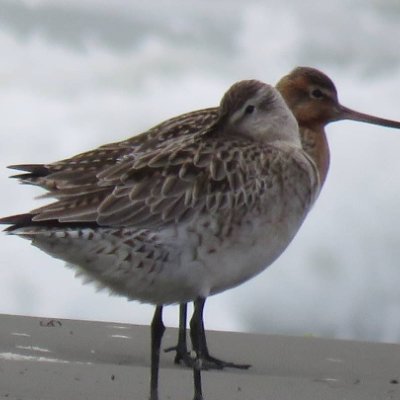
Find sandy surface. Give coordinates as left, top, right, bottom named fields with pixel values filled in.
left=0, top=313, right=399, bottom=400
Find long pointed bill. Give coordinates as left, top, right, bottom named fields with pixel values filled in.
left=337, top=105, right=400, bottom=129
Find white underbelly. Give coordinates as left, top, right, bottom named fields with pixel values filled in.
left=169, top=207, right=307, bottom=299
left=204, top=223, right=294, bottom=296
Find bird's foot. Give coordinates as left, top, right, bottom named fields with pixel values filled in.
left=198, top=353, right=251, bottom=370
left=164, top=345, right=250, bottom=370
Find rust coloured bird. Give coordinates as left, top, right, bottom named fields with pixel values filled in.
left=1, top=79, right=321, bottom=400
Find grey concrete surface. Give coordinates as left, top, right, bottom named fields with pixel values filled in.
left=0, top=313, right=399, bottom=400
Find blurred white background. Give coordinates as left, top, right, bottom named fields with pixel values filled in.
left=1, top=0, right=400, bottom=343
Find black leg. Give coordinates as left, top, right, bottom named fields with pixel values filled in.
left=191, top=298, right=205, bottom=400
left=165, top=300, right=251, bottom=370
left=164, top=303, right=192, bottom=365
left=190, top=299, right=251, bottom=370
left=150, top=306, right=165, bottom=400
left=176, top=303, right=188, bottom=357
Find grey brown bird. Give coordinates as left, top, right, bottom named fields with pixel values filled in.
left=1, top=79, right=320, bottom=400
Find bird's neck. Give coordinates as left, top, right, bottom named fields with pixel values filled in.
left=300, top=127, right=330, bottom=187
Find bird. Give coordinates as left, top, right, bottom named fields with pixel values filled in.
left=0, top=79, right=320, bottom=400
left=161, top=67, right=400, bottom=371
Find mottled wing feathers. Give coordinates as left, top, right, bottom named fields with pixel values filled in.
left=4, top=107, right=229, bottom=230
left=95, top=135, right=253, bottom=227
left=9, top=107, right=219, bottom=192
left=25, top=118, right=295, bottom=230
left=9, top=147, right=129, bottom=192
left=29, top=128, right=316, bottom=232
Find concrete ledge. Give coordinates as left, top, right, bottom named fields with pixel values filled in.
left=0, top=313, right=399, bottom=399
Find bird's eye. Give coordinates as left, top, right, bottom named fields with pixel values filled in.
left=245, top=104, right=255, bottom=114
left=310, top=88, right=324, bottom=99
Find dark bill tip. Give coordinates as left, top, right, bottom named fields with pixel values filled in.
left=338, top=105, right=400, bottom=129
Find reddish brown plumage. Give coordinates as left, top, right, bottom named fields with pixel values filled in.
left=277, top=66, right=400, bottom=186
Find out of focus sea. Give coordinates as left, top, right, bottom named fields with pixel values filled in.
left=1, top=0, right=400, bottom=343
